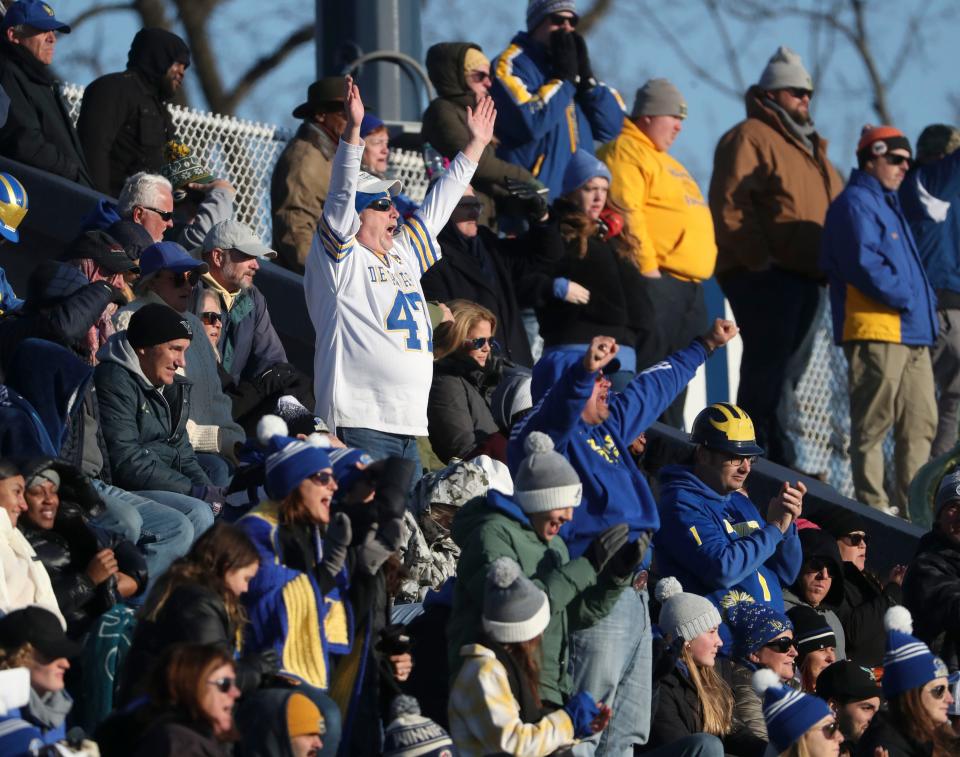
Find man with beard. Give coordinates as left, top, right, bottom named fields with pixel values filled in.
left=0, top=1, right=93, bottom=187
left=78, top=28, right=190, bottom=196
left=710, top=46, right=844, bottom=467
left=815, top=661, right=882, bottom=753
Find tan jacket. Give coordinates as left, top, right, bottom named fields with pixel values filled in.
left=709, top=86, right=844, bottom=279
left=270, top=122, right=336, bottom=274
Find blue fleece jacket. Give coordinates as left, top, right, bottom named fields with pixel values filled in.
left=899, top=150, right=960, bottom=300
left=820, top=169, right=938, bottom=346
left=509, top=342, right=707, bottom=557
left=654, top=465, right=801, bottom=614
left=490, top=32, right=625, bottom=199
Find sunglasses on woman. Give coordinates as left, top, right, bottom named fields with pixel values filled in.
left=310, top=472, right=336, bottom=486
left=840, top=533, right=869, bottom=547
left=164, top=270, right=200, bottom=288
left=207, top=676, right=238, bottom=693
left=927, top=684, right=948, bottom=700
left=200, top=311, right=222, bottom=326
left=367, top=197, right=394, bottom=212
left=764, top=636, right=796, bottom=653
left=821, top=720, right=840, bottom=738
left=463, top=336, right=496, bottom=350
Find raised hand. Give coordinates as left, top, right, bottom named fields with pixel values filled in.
left=463, top=95, right=496, bottom=162
left=343, top=75, right=364, bottom=144
left=583, top=335, right=619, bottom=373
left=701, top=317, right=739, bottom=351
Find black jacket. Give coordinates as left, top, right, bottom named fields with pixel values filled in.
left=537, top=204, right=642, bottom=349
left=0, top=39, right=92, bottom=186
left=122, top=583, right=272, bottom=704
left=835, top=561, right=902, bottom=668
left=77, top=29, right=188, bottom=196
left=20, top=499, right=146, bottom=637
left=903, top=528, right=960, bottom=671
left=642, top=664, right=766, bottom=757
left=427, top=353, right=501, bottom=463
left=855, top=710, right=932, bottom=757
left=425, top=223, right=561, bottom=368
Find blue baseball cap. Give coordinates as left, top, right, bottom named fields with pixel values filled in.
left=139, top=241, right=209, bottom=277
left=3, top=0, right=71, bottom=33
left=360, top=114, right=386, bottom=139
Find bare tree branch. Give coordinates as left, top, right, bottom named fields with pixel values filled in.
left=578, top=0, right=614, bottom=35
left=221, top=23, right=313, bottom=113
left=704, top=0, right=745, bottom=93
left=68, top=2, right=135, bottom=29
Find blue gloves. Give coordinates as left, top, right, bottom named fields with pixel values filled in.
left=563, top=691, right=600, bottom=738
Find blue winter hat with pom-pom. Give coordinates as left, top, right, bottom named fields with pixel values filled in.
left=882, top=605, right=948, bottom=699
left=513, top=431, right=582, bottom=513
left=753, top=668, right=833, bottom=752
left=482, top=556, right=550, bottom=643
left=257, top=414, right=332, bottom=501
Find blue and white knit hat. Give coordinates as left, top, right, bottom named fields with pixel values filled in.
left=257, top=415, right=332, bottom=501
left=724, top=599, right=793, bottom=662
left=882, top=606, right=948, bottom=699
left=753, top=668, right=833, bottom=752
left=328, top=447, right=374, bottom=492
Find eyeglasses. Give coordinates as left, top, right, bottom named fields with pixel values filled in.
left=821, top=720, right=840, bottom=738
left=367, top=198, right=394, bottom=212
left=310, top=472, right=336, bottom=486
left=549, top=12, right=579, bottom=27
left=840, top=533, right=869, bottom=547
left=883, top=154, right=911, bottom=167
left=163, top=270, right=200, bottom=288
left=207, top=676, right=238, bottom=693
left=784, top=87, right=813, bottom=100
left=463, top=336, right=496, bottom=350
left=200, top=311, right=222, bottom=325
left=927, top=684, right=948, bottom=700
left=764, top=636, right=796, bottom=653
left=139, top=205, right=174, bottom=222
left=467, top=70, right=492, bottom=84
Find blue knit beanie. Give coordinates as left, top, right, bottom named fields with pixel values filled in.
left=882, top=606, right=948, bottom=699
left=328, top=447, right=374, bottom=493
left=561, top=150, right=612, bottom=196
left=724, top=599, right=793, bottom=662
left=257, top=415, right=332, bottom=501
left=753, top=668, right=833, bottom=752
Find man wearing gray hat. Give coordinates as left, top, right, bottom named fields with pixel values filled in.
left=271, top=76, right=347, bottom=274
left=599, top=77, right=717, bottom=428
left=709, top=46, right=844, bottom=467
left=903, top=468, right=960, bottom=671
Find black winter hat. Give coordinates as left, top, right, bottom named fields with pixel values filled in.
left=816, top=660, right=883, bottom=703
left=127, top=27, right=190, bottom=87
left=786, top=604, right=837, bottom=662
left=810, top=507, right=867, bottom=540
left=128, top=302, right=193, bottom=348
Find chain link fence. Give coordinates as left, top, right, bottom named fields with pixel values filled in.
left=60, top=81, right=865, bottom=496
left=60, top=82, right=431, bottom=244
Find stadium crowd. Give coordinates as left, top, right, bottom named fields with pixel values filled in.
left=2, top=0, right=960, bottom=755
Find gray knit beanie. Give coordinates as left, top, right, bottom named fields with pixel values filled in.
left=935, top=469, right=960, bottom=518
left=758, top=46, right=813, bottom=91
left=656, top=577, right=722, bottom=642
left=526, top=0, right=577, bottom=31
left=631, top=78, right=687, bottom=119
left=513, top=431, right=582, bottom=513
left=24, top=467, right=60, bottom=491
left=483, top=557, right=551, bottom=643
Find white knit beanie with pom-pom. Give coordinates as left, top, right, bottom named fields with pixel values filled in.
left=513, top=431, right=582, bottom=513
left=482, top=556, right=551, bottom=643
left=655, top=576, right=722, bottom=643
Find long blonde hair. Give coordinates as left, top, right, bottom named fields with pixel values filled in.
left=433, top=299, right=497, bottom=361
left=681, top=644, right=734, bottom=736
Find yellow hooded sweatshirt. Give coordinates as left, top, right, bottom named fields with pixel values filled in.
left=599, top=118, right=717, bottom=281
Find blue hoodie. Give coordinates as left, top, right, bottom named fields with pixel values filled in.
left=655, top=464, right=802, bottom=614
left=509, top=342, right=707, bottom=557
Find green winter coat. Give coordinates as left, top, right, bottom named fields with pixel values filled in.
left=448, top=489, right=597, bottom=704
left=422, top=42, right=535, bottom=227
left=94, top=332, right=212, bottom=495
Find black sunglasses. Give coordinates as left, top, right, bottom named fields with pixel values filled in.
left=821, top=720, right=840, bottom=738
left=200, top=311, right=222, bottom=325
left=928, top=684, right=948, bottom=700
left=164, top=270, right=199, bottom=288
left=803, top=558, right=835, bottom=576
left=463, top=336, right=496, bottom=350
left=367, top=198, right=394, bottom=212
left=207, top=676, right=237, bottom=693
left=884, top=154, right=911, bottom=167
left=840, top=533, right=869, bottom=547
left=310, top=471, right=336, bottom=486
left=139, top=205, right=174, bottom=222
left=549, top=12, right=579, bottom=27
left=764, top=636, right=796, bottom=653
left=785, top=87, right=813, bottom=100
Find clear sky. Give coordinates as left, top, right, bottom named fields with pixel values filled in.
left=56, top=0, right=959, bottom=187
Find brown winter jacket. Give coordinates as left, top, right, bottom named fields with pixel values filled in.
left=421, top=42, right=535, bottom=227
left=709, top=86, right=844, bottom=280
left=270, top=122, right=337, bottom=274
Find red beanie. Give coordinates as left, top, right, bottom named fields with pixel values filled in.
left=857, top=124, right=911, bottom=160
